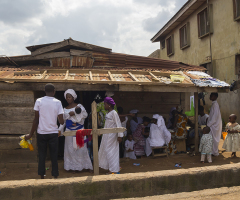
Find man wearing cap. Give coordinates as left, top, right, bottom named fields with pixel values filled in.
left=129, top=110, right=143, bottom=133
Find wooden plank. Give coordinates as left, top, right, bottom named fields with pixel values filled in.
left=40, top=70, right=47, bottom=79
left=0, top=82, right=119, bottom=91
left=63, top=127, right=126, bottom=136
left=108, top=71, right=114, bottom=81
left=97, top=127, right=126, bottom=135
left=92, top=101, right=99, bottom=175
left=0, top=107, right=34, bottom=121
left=34, top=52, right=70, bottom=59
left=119, top=85, right=198, bottom=92
left=128, top=72, right=139, bottom=82
left=89, top=71, right=93, bottom=81
left=149, top=72, right=160, bottom=82
left=64, top=70, right=69, bottom=80
left=70, top=49, right=92, bottom=57
left=194, top=92, right=199, bottom=153
left=0, top=122, right=32, bottom=134
left=0, top=91, right=34, bottom=107
left=31, top=40, right=69, bottom=56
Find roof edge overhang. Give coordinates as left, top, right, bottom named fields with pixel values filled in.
left=151, top=0, right=205, bottom=42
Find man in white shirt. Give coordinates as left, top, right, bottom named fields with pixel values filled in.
left=207, top=93, right=222, bottom=156
left=25, top=83, right=64, bottom=179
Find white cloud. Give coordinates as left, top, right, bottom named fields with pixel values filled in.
left=0, top=0, right=187, bottom=57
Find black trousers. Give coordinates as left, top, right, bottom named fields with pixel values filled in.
left=37, top=133, right=59, bottom=177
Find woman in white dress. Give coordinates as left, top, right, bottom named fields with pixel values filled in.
left=129, top=110, right=143, bottom=133
left=59, top=89, right=93, bottom=172
left=99, top=97, right=123, bottom=174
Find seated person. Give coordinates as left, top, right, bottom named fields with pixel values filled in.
left=132, top=116, right=151, bottom=157
left=189, top=106, right=209, bottom=138
left=124, top=134, right=136, bottom=160
left=145, top=114, right=171, bottom=157
left=168, top=105, right=193, bottom=154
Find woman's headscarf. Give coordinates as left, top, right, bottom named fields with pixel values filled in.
left=104, top=97, right=116, bottom=106
left=153, top=114, right=165, bottom=128
left=64, top=89, right=77, bottom=100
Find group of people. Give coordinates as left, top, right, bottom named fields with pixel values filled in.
left=25, top=84, right=240, bottom=178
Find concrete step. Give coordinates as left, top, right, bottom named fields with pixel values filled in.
left=1, top=163, right=240, bottom=200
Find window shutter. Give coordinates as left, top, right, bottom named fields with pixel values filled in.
left=171, top=34, right=174, bottom=55
left=186, top=22, right=190, bottom=46
left=235, top=54, right=240, bottom=75
left=209, top=4, right=213, bottom=34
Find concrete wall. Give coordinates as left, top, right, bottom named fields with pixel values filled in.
left=1, top=163, right=240, bottom=200
left=156, top=0, right=240, bottom=121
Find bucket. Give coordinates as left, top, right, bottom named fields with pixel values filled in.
left=222, top=132, right=228, bottom=140
left=170, top=75, right=185, bottom=83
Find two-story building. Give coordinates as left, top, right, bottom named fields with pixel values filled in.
left=151, top=0, right=240, bottom=121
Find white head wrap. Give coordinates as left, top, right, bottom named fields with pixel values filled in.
left=105, top=91, right=114, bottom=97
left=130, top=109, right=139, bottom=114
left=64, top=89, right=77, bottom=100
left=153, top=114, right=165, bottom=128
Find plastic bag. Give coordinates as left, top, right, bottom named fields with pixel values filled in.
left=19, top=135, right=34, bottom=151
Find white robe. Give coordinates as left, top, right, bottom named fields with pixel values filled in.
left=207, top=101, right=222, bottom=156
left=121, top=116, right=128, bottom=137
left=124, top=140, right=136, bottom=159
left=59, top=104, right=93, bottom=171
left=145, top=123, right=171, bottom=156
left=99, top=110, right=123, bottom=173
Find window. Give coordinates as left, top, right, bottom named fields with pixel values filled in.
left=235, top=54, right=240, bottom=77
left=179, top=22, right=190, bottom=49
left=233, top=0, right=240, bottom=20
left=197, top=5, right=213, bottom=38
left=161, top=40, right=165, bottom=49
left=166, top=35, right=174, bottom=56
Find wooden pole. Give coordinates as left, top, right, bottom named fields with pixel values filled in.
left=92, top=101, right=99, bottom=175
left=194, top=92, right=199, bottom=153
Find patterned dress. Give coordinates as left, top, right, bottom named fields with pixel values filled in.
left=168, top=114, right=188, bottom=155
left=222, top=123, right=240, bottom=152
left=132, top=124, right=146, bottom=156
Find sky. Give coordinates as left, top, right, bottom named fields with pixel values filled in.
left=0, top=0, right=188, bottom=57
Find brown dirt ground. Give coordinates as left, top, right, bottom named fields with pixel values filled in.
left=1, top=139, right=240, bottom=181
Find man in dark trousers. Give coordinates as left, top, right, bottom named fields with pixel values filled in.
left=25, top=83, right=64, bottom=179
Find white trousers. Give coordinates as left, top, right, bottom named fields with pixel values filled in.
left=201, top=153, right=212, bottom=163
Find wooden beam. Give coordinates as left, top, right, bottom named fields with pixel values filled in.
left=149, top=72, right=160, bottom=82
left=64, top=70, right=69, bottom=80
left=89, top=71, right=93, bottom=80
left=40, top=70, right=47, bottom=79
left=128, top=72, right=139, bottom=82
left=108, top=71, right=114, bottom=81
left=63, top=127, right=126, bottom=136
left=92, top=101, right=99, bottom=175
left=194, top=92, right=199, bottom=153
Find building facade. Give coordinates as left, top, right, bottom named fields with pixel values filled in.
left=151, top=0, right=240, bottom=121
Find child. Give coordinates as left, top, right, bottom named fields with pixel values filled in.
left=125, top=134, right=136, bottom=159
left=199, top=126, right=213, bottom=163
left=222, top=114, right=240, bottom=157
